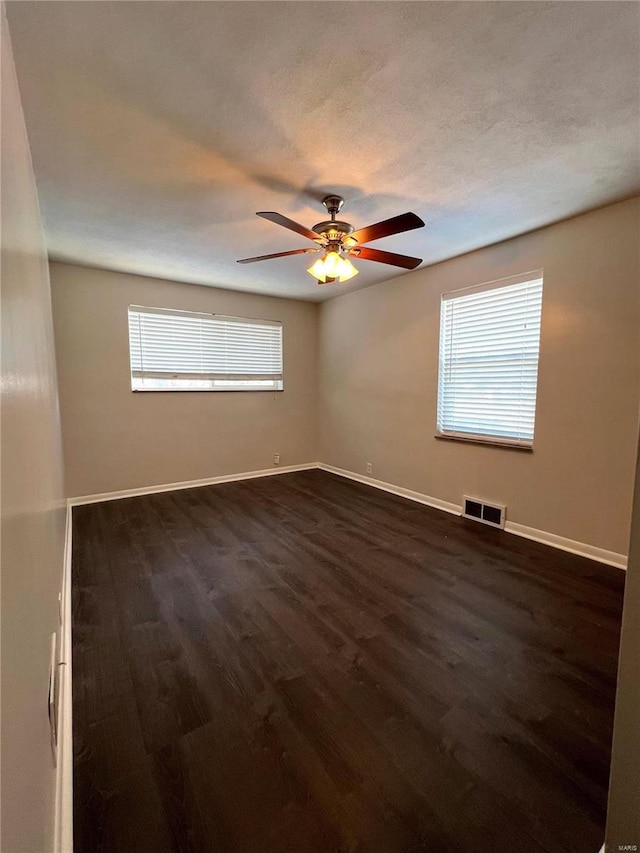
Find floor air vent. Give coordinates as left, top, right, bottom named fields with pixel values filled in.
left=463, top=496, right=506, bottom=529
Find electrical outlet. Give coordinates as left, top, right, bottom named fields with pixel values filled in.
left=366, top=462, right=373, bottom=474
left=273, top=453, right=280, bottom=466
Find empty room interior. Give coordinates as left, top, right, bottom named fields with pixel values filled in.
left=2, top=2, right=640, bottom=852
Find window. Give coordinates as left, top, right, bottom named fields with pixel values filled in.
left=437, top=271, right=543, bottom=447
left=128, top=305, right=283, bottom=392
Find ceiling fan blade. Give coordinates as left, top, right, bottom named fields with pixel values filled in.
left=349, top=212, right=425, bottom=245
left=237, top=248, right=319, bottom=264
left=257, top=211, right=323, bottom=243
left=350, top=246, right=422, bottom=270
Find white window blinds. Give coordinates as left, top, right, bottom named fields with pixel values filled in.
left=437, top=272, right=543, bottom=446
left=128, top=305, right=283, bottom=391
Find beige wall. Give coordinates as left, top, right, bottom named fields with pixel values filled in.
left=606, top=421, right=640, bottom=849
left=319, top=198, right=640, bottom=557
left=1, top=9, right=66, bottom=852
left=50, top=263, right=319, bottom=498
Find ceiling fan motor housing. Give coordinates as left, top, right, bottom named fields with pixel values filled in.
left=312, top=221, right=354, bottom=239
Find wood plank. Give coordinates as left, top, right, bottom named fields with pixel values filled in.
left=72, top=470, right=624, bottom=852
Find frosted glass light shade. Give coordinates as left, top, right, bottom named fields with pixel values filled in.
left=307, top=258, right=328, bottom=281
left=336, top=256, right=358, bottom=281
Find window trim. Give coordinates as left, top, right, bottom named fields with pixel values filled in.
left=436, top=270, right=543, bottom=449
left=128, top=304, right=284, bottom=393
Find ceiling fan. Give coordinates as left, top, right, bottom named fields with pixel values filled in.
left=237, top=195, right=425, bottom=284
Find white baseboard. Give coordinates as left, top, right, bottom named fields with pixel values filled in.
left=318, top=463, right=461, bottom=516
left=504, top=521, right=626, bottom=570
left=319, top=464, right=627, bottom=570
left=53, top=505, right=73, bottom=852
left=68, top=463, right=319, bottom=506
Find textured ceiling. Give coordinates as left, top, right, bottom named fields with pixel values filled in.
left=6, top=1, right=640, bottom=301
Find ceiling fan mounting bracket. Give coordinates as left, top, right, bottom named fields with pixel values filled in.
left=321, top=195, right=345, bottom=218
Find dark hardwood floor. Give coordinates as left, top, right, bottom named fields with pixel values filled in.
left=72, top=469, right=625, bottom=853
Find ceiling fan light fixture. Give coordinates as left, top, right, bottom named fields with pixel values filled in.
left=307, top=252, right=359, bottom=283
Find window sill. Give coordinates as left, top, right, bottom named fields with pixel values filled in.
left=434, top=433, right=533, bottom=452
